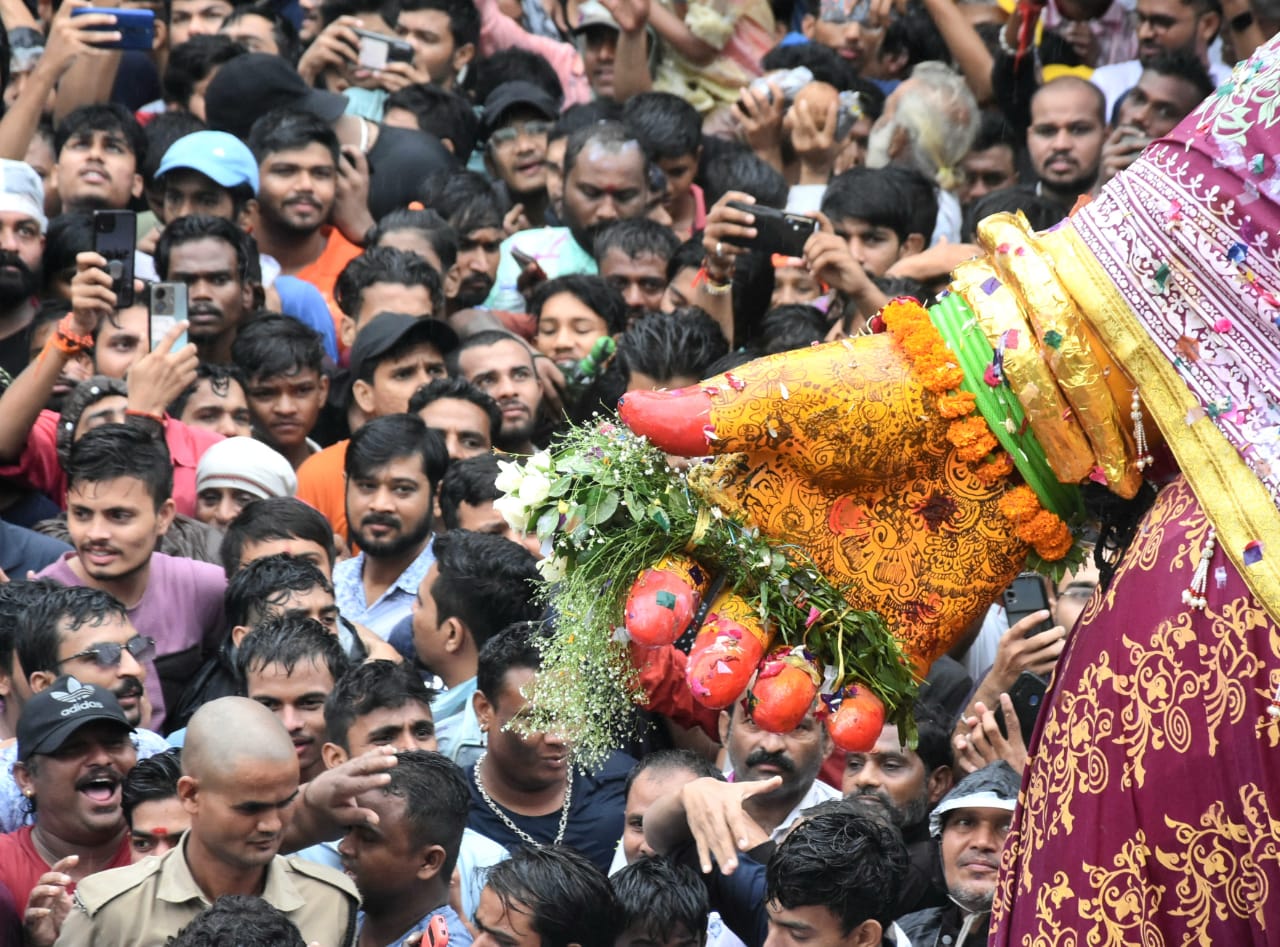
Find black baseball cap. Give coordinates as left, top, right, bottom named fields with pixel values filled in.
left=482, top=81, right=560, bottom=136
left=17, top=675, right=133, bottom=762
left=205, top=53, right=349, bottom=142
left=350, top=313, right=461, bottom=382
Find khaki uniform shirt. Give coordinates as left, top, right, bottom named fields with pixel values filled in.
left=55, top=834, right=359, bottom=947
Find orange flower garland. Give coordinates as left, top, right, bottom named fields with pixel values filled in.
left=882, top=297, right=1075, bottom=562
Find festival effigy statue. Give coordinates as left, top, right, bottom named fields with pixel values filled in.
left=495, top=33, right=1280, bottom=943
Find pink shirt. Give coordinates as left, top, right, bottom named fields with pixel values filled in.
left=36, top=551, right=226, bottom=732
left=477, top=0, right=591, bottom=107
left=0, top=411, right=222, bottom=518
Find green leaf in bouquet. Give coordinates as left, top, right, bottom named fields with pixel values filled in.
left=586, top=489, right=619, bottom=525
left=650, top=507, right=670, bottom=532
left=536, top=507, right=561, bottom=540
left=624, top=488, right=644, bottom=523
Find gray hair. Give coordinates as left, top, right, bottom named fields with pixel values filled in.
left=881, top=62, right=980, bottom=192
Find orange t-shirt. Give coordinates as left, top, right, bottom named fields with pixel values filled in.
left=295, top=228, right=363, bottom=351
left=296, top=438, right=350, bottom=542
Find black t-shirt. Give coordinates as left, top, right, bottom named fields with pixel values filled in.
left=366, top=125, right=457, bottom=221
left=466, top=750, right=633, bottom=873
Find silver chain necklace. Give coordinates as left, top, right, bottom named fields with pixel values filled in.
left=473, top=751, right=574, bottom=846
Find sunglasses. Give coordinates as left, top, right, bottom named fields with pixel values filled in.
left=57, top=635, right=157, bottom=669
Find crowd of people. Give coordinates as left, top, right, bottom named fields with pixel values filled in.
left=0, top=0, right=1271, bottom=941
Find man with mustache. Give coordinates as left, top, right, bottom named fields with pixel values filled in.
left=896, top=762, right=1019, bottom=947
left=1026, top=77, right=1108, bottom=212
left=0, top=678, right=137, bottom=913
left=56, top=697, right=360, bottom=946
left=0, top=585, right=174, bottom=834
left=0, top=160, right=48, bottom=387
left=333, top=414, right=447, bottom=643
left=154, top=215, right=256, bottom=367
left=484, top=121, right=649, bottom=313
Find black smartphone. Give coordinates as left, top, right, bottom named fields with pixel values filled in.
left=1003, top=571, right=1054, bottom=636
left=353, top=28, right=415, bottom=69
left=995, top=670, right=1048, bottom=740
left=149, top=282, right=189, bottom=352
left=92, top=210, right=137, bottom=309
left=724, top=201, right=818, bottom=258
left=72, top=7, right=155, bottom=50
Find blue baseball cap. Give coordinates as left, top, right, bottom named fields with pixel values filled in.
left=156, top=130, right=259, bottom=193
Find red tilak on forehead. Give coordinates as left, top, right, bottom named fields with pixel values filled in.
left=149, top=827, right=170, bottom=837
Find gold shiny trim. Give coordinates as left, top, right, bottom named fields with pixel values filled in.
left=979, top=213, right=1141, bottom=498
left=952, top=258, right=1098, bottom=484
left=1043, top=225, right=1280, bottom=617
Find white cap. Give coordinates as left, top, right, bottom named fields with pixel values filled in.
left=0, top=160, right=47, bottom=233
left=196, top=437, right=298, bottom=500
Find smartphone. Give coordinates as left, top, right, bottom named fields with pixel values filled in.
left=149, top=282, right=188, bottom=352
left=725, top=201, right=818, bottom=258
left=353, top=28, right=414, bottom=70
left=424, top=914, right=450, bottom=947
left=995, top=670, right=1048, bottom=740
left=510, top=246, right=538, bottom=270
left=1003, top=571, right=1054, bottom=636
left=92, top=210, right=137, bottom=309
left=71, top=7, right=155, bottom=51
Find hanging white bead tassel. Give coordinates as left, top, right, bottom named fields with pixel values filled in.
left=1131, top=389, right=1154, bottom=472
left=1182, top=527, right=1216, bottom=610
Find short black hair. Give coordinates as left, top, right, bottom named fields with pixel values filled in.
left=381, top=750, right=469, bottom=874
left=408, top=376, right=502, bottom=435
left=345, top=413, right=449, bottom=491
left=962, top=187, right=1065, bottom=241
left=757, top=304, right=827, bottom=355
left=761, top=42, right=859, bottom=92
left=220, top=496, right=338, bottom=576
left=476, top=621, right=544, bottom=705
left=551, top=100, right=623, bottom=145
left=437, top=453, right=502, bottom=530
left=913, top=700, right=955, bottom=774
left=370, top=206, right=459, bottom=271
left=335, top=246, right=444, bottom=318
left=168, top=363, right=248, bottom=418
left=563, top=120, right=645, bottom=179
left=247, top=108, right=341, bottom=165
left=123, top=748, right=183, bottom=824
left=466, top=48, right=563, bottom=110
left=529, top=274, right=628, bottom=335
left=881, top=166, right=938, bottom=244
left=971, top=109, right=1020, bottom=155
left=821, top=166, right=916, bottom=244
left=67, top=424, right=173, bottom=509
left=231, top=314, right=327, bottom=383
left=221, top=4, right=301, bottom=64
left=616, top=309, right=727, bottom=385
left=592, top=218, right=680, bottom=266
left=164, top=35, right=246, bottom=111
left=701, top=140, right=788, bottom=209
left=156, top=214, right=252, bottom=283
left=1144, top=48, right=1215, bottom=102
left=447, top=329, right=533, bottom=377
left=612, top=857, right=709, bottom=947
left=55, top=104, right=146, bottom=166
left=141, top=110, right=207, bottom=186
left=15, top=583, right=128, bottom=680
left=388, top=0, right=480, bottom=48
left=666, top=237, right=704, bottom=281
left=324, top=659, right=436, bottom=751
left=623, top=748, right=723, bottom=800
left=235, top=613, right=351, bottom=683
left=0, top=581, right=55, bottom=678
left=431, top=530, right=541, bottom=647
left=225, top=554, right=333, bottom=629
left=766, top=806, right=908, bottom=933
left=483, top=845, right=619, bottom=947
left=385, top=85, right=481, bottom=161
left=622, top=92, right=701, bottom=160
left=43, top=212, right=93, bottom=295
left=169, top=896, right=306, bottom=947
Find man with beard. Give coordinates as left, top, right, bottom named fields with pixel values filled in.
left=35, top=426, right=227, bottom=733
left=56, top=697, right=359, bottom=946
left=0, top=586, right=173, bottom=834
left=485, top=121, right=649, bottom=313
left=297, top=314, right=457, bottom=543
left=332, top=414, right=447, bottom=642
left=0, top=161, right=48, bottom=386
left=452, top=331, right=544, bottom=455
left=0, top=678, right=136, bottom=913
left=246, top=109, right=362, bottom=338
left=155, top=215, right=257, bottom=367
left=896, top=763, right=1019, bottom=947
left=333, top=247, right=444, bottom=353
left=447, top=196, right=505, bottom=314
left=843, top=705, right=955, bottom=917
left=1026, top=77, right=1108, bottom=212
left=52, top=105, right=146, bottom=214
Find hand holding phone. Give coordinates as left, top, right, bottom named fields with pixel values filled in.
left=353, top=28, right=414, bottom=70
left=71, top=7, right=154, bottom=50
left=92, top=211, right=137, bottom=309
left=1003, top=572, right=1055, bottom=636
left=150, top=282, right=189, bottom=352
left=994, top=670, right=1048, bottom=741
left=723, top=201, right=818, bottom=258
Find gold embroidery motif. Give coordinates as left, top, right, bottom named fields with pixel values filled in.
left=1077, top=833, right=1167, bottom=947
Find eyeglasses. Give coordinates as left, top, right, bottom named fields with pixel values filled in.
left=57, top=635, right=156, bottom=668
left=490, top=121, right=553, bottom=148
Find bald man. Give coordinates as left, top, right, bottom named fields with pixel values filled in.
left=56, top=698, right=360, bottom=947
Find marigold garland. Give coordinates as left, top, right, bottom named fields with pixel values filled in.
left=883, top=297, right=1076, bottom=563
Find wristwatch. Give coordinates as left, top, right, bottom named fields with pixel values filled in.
left=1229, top=9, right=1254, bottom=30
